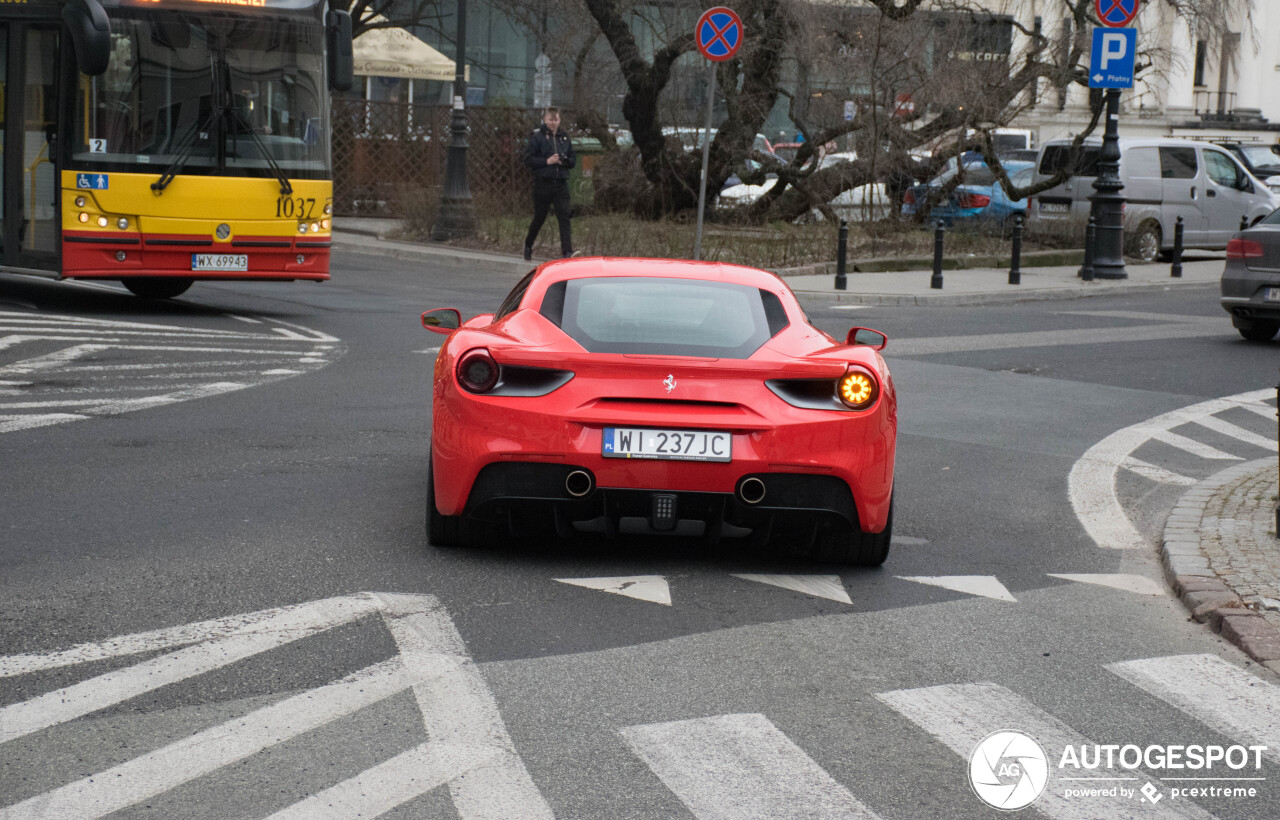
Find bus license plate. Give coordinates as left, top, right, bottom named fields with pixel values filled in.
left=1265, top=287, right=1280, bottom=302
left=192, top=254, right=248, bottom=271
left=603, top=427, right=731, bottom=462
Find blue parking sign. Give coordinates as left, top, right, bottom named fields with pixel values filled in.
left=1089, top=28, right=1136, bottom=89
left=76, top=173, right=109, bottom=190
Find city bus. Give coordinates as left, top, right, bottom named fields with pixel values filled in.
left=1, top=0, right=352, bottom=298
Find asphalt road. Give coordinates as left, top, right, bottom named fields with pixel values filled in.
left=1, top=256, right=1278, bottom=819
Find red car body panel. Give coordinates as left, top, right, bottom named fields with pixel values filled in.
left=429, top=258, right=897, bottom=535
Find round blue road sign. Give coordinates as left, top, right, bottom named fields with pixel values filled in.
left=1095, top=0, right=1139, bottom=28
left=695, top=7, right=743, bottom=62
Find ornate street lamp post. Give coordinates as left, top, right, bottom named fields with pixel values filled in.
left=1087, top=88, right=1127, bottom=279
left=432, top=0, right=476, bottom=240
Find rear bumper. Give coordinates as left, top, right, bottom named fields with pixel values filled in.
left=431, top=388, right=897, bottom=533
left=1220, top=259, right=1280, bottom=321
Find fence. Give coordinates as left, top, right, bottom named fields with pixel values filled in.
left=331, top=100, right=535, bottom=217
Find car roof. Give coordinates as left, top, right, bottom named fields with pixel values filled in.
left=529, top=257, right=785, bottom=291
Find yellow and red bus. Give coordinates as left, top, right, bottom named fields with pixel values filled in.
left=2, top=0, right=352, bottom=298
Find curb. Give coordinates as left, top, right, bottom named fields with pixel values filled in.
left=786, top=279, right=1215, bottom=306
left=775, top=250, right=1085, bottom=276
left=1161, top=459, right=1280, bottom=675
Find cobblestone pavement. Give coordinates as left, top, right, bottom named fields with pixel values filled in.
left=1162, top=458, right=1280, bottom=673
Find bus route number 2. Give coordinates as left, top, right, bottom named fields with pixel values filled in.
left=276, top=196, right=319, bottom=219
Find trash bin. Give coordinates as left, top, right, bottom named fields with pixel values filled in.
left=568, top=137, right=604, bottom=208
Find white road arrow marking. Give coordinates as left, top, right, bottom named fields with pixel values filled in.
left=554, top=575, right=672, bottom=605
left=1047, top=573, right=1166, bottom=596
left=896, top=575, right=1017, bottom=602
left=621, top=713, right=882, bottom=820
left=732, top=574, right=852, bottom=604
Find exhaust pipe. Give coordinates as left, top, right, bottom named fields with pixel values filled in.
left=737, top=476, right=766, bottom=505
left=565, top=469, right=594, bottom=498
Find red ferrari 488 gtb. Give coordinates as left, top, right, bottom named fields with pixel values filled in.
left=422, top=258, right=897, bottom=565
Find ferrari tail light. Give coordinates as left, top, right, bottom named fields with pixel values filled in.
left=954, top=192, right=991, bottom=209
left=1226, top=238, right=1263, bottom=259
left=837, top=366, right=879, bottom=411
left=457, top=348, right=499, bottom=393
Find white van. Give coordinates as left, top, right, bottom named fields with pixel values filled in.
left=1031, top=137, right=1279, bottom=261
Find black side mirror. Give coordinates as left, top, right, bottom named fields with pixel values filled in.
left=63, top=0, right=111, bottom=76
left=326, top=10, right=354, bottom=92
left=846, top=327, right=888, bottom=350
left=422, top=308, right=462, bottom=333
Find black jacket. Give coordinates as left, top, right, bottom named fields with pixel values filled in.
left=524, top=125, right=576, bottom=181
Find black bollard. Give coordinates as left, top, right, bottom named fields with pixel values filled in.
left=1008, top=215, right=1023, bottom=286
left=835, top=219, right=848, bottom=291
left=1240, top=215, right=1249, bottom=234
left=1170, top=215, right=1184, bottom=278
left=930, top=220, right=945, bottom=290
left=1081, top=216, right=1096, bottom=282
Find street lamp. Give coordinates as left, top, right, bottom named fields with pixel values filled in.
left=1087, top=88, right=1127, bottom=279
left=432, top=0, right=475, bottom=240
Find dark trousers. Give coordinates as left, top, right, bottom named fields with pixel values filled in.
left=525, top=179, right=572, bottom=255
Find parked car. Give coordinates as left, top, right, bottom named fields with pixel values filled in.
left=901, top=160, right=1034, bottom=233
left=719, top=153, right=892, bottom=221
left=421, top=257, right=898, bottom=564
left=1032, top=137, right=1280, bottom=262
left=1220, top=209, right=1280, bottom=342
left=1214, top=142, right=1280, bottom=194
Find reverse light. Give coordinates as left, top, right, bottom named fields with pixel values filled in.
left=837, top=367, right=879, bottom=410
left=1226, top=238, right=1263, bottom=259
left=457, top=349, right=499, bottom=393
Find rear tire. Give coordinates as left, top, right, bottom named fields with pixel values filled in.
left=1128, top=222, right=1161, bottom=263
left=122, top=278, right=194, bottom=299
left=810, top=493, right=894, bottom=567
left=1235, top=319, right=1280, bottom=342
left=427, top=456, right=467, bottom=547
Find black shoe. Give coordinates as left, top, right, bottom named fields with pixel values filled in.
left=523, top=246, right=532, bottom=261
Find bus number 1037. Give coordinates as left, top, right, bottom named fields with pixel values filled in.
left=276, top=196, right=318, bottom=219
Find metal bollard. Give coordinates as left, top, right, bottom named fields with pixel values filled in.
left=1170, top=215, right=1184, bottom=278
left=835, top=219, right=848, bottom=291
left=1008, top=215, right=1023, bottom=286
left=930, top=220, right=945, bottom=289
left=1081, top=216, right=1096, bottom=282
left=1240, top=215, right=1249, bottom=234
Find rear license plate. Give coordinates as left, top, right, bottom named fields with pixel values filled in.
left=603, top=427, right=731, bottom=462
left=1040, top=202, right=1069, bottom=214
left=192, top=253, right=248, bottom=271
left=1265, top=287, right=1280, bottom=302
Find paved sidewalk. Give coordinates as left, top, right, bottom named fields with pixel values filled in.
left=333, top=218, right=1224, bottom=307
left=1162, top=459, right=1280, bottom=673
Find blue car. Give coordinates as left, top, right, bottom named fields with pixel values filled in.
left=902, top=160, right=1034, bottom=232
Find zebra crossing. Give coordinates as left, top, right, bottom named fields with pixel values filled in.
left=1070, top=388, right=1279, bottom=550
left=2, top=592, right=1276, bottom=818
left=0, top=310, right=342, bottom=434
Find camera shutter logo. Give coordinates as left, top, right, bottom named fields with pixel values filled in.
left=969, top=730, right=1049, bottom=810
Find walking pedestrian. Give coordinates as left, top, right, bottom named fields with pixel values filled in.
left=522, top=107, right=577, bottom=260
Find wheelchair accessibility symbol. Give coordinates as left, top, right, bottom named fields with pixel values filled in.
left=76, top=173, right=109, bottom=190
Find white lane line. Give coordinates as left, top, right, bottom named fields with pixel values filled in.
left=830, top=305, right=873, bottom=310
left=0, top=344, right=108, bottom=375
left=1119, top=456, right=1197, bottom=486
left=77, top=382, right=248, bottom=416
left=265, top=742, right=501, bottom=820
left=0, top=336, right=25, bottom=353
left=0, top=596, right=380, bottom=743
left=0, top=659, right=411, bottom=820
left=3, top=340, right=323, bottom=355
left=876, top=683, right=1212, bottom=820
left=0, top=316, right=254, bottom=335
left=554, top=576, right=672, bottom=606
left=1149, top=429, right=1245, bottom=461
left=1068, top=389, right=1274, bottom=551
left=620, top=713, right=881, bottom=820
left=272, top=327, right=311, bottom=340
left=1108, top=654, right=1280, bottom=764
left=1047, top=574, right=1166, bottom=596
left=896, top=575, right=1017, bottom=602
left=414, top=347, right=441, bottom=354
left=1236, top=401, right=1278, bottom=421
left=267, top=317, right=340, bottom=343
left=1189, top=415, right=1277, bottom=451
left=375, top=592, right=555, bottom=820
left=56, top=360, right=273, bottom=372
left=225, top=313, right=263, bottom=324
left=0, top=413, right=86, bottom=433
left=732, top=574, right=852, bottom=604
left=0, top=593, right=380, bottom=678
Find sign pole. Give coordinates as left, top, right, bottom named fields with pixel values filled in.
left=694, top=61, right=716, bottom=261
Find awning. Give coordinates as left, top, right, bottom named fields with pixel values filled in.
left=352, top=17, right=468, bottom=82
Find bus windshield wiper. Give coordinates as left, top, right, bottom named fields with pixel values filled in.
left=151, top=108, right=220, bottom=194
left=228, top=106, right=294, bottom=196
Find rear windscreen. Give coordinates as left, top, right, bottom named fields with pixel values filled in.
left=1039, top=145, right=1100, bottom=177
left=539, top=277, right=787, bottom=358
